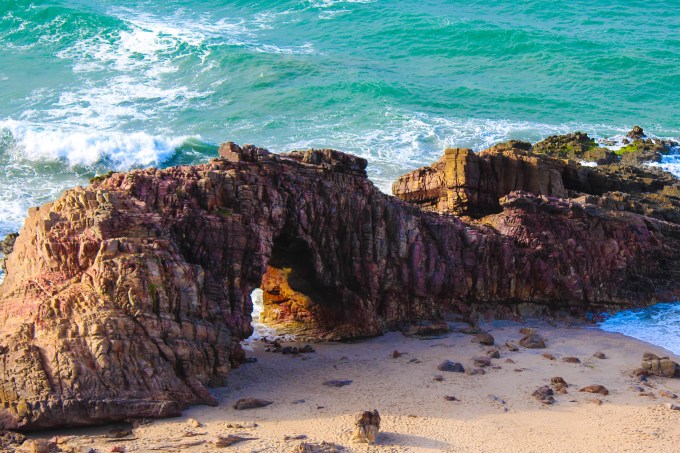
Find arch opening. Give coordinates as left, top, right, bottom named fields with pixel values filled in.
left=243, top=232, right=346, bottom=345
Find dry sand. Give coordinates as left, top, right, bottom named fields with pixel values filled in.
left=31, top=321, right=680, bottom=452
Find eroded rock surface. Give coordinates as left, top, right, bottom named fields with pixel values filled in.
left=2, top=138, right=680, bottom=429
left=641, top=352, right=680, bottom=378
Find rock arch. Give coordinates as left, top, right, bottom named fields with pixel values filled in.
left=1, top=141, right=680, bottom=429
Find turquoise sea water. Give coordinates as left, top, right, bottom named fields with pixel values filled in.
left=1, top=1, right=679, bottom=349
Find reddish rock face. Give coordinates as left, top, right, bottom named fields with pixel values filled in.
left=392, top=145, right=567, bottom=217
left=1, top=141, right=680, bottom=430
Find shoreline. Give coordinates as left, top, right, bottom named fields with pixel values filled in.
left=25, top=321, right=680, bottom=452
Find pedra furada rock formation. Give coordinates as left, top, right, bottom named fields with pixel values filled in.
left=2, top=132, right=680, bottom=430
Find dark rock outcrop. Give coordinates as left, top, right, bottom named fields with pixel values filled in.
left=2, top=137, right=680, bottom=430
left=627, top=126, right=646, bottom=141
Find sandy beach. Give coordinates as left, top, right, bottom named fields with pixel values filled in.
left=26, top=321, right=680, bottom=453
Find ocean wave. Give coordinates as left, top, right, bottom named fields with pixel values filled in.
left=0, top=120, right=189, bottom=170
left=600, top=303, right=680, bottom=355
left=40, top=7, right=314, bottom=130
left=0, top=119, right=205, bottom=239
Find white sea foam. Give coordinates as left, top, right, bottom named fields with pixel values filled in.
left=1, top=120, right=187, bottom=169
left=647, top=146, right=680, bottom=179
left=43, top=7, right=315, bottom=131
left=274, top=110, right=631, bottom=193
left=306, top=0, right=377, bottom=8
left=600, top=303, right=680, bottom=355
left=0, top=119, right=193, bottom=238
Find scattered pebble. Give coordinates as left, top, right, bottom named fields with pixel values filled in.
left=471, top=333, right=495, bottom=346
left=542, top=353, right=555, bottom=360
left=660, top=390, right=677, bottom=399
left=290, top=441, right=343, bottom=452
left=215, top=435, right=256, bottom=447
left=579, top=385, right=609, bottom=396
left=322, top=380, right=353, bottom=387
left=188, top=418, right=202, bottom=428
left=551, top=377, right=567, bottom=387
left=520, top=333, right=546, bottom=349
left=532, top=385, right=555, bottom=404
left=444, top=395, right=459, bottom=401
left=488, top=394, right=506, bottom=405
left=437, top=360, right=465, bottom=372
left=561, top=357, right=581, bottom=364
left=233, top=398, right=273, bottom=410
left=487, top=349, right=501, bottom=359
left=593, top=351, right=606, bottom=359
left=505, top=341, right=519, bottom=352
left=473, top=356, right=491, bottom=367
left=284, top=434, right=308, bottom=441
left=107, top=429, right=132, bottom=438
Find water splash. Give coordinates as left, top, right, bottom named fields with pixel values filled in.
left=241, top=289, right=295, bottom=351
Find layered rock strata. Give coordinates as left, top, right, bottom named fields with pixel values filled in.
left=393, top=137, right=680, bottom=221
left=2, top=138, right=680, bottom=429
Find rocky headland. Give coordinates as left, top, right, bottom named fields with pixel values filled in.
left=1, top=128, right=680, bottom=432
